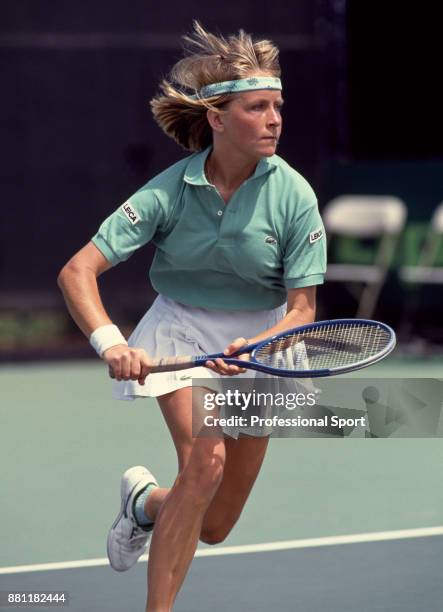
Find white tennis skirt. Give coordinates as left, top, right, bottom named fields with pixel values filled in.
left=113, top=294, right=312, bottom=438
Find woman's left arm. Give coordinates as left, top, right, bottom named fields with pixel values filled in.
left=206, top=286, right=317, bottom=375
left=244, top=286, right=316, bottom=346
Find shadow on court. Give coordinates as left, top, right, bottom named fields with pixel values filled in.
left=2, top=536, right=443, bottom=611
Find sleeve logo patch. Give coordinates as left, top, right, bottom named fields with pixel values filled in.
left=309, top=228, right=323, bottom=244
left=120, top=202, right=140, bottom=225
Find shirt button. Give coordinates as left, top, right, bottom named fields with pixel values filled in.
left=217, top=210, right=223, bottom=216
left=206, top=186, right=212, bottom=191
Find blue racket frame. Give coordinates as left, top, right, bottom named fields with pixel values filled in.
left=191, top=318, right=397, bottom=378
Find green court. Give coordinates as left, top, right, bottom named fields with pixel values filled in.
left=1, top=357, right=442, bottom=566
left=1, top=357, right=443, bottom=610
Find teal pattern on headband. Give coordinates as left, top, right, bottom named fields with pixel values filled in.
left=190, top=76, right=282, bottom=99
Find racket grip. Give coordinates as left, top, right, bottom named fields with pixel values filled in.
left=150, top=355, right=196, bottom=373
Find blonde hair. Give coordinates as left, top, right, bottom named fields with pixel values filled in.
left=150, top=21, right=281, bottom=151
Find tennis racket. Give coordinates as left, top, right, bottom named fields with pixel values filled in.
left=148, top=318, right=396, bottom=378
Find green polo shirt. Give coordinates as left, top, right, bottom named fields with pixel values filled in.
left=92, top=146, right=326, bottom=311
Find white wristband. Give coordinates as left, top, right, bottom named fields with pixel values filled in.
left=89, top=324, right=128, bottom=358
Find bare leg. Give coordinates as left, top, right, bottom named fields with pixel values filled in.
left=145, top=390, right=270, bottom=611
left=145, top=387, right=225, bottom=612
left=144, top=487, right=168, bottom=521
left=200, top=434, right=269, bottom=544
left=143, top=436, right=269, bottom=542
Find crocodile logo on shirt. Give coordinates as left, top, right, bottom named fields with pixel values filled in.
left=265, top=235, right=278, bottom=245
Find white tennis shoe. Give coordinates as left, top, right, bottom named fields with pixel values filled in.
left=107, top=465, right=158, bottom=572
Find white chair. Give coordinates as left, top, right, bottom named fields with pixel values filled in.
left=323, top=196, right=407, bottom=319
left=400, top=203, right=443, bottom=285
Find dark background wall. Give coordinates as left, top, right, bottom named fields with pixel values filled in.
left=0, top=0, right=340, bottom=309
left=347, top=1, right=442, bottom=161
left=1, top=1, right=442, bottom=352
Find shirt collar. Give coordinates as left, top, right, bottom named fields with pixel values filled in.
left=183, top=146, right=277, bottom=186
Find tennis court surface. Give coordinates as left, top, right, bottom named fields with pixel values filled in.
left=2, top=532, right=443, bottom=611
left=1, top=358, right=443, bottom=610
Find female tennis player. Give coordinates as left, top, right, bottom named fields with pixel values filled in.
left=58, top=21, right=326, bottom=612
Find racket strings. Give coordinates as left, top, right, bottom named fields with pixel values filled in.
left=254, top=323, right=392, bottom=371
